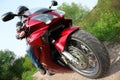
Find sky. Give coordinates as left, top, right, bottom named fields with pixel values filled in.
left=0, top=0, right=98, bottom=57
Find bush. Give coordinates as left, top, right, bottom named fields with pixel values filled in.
left=0, top=50, right=36, bottom=80
left=23, top=55, right=35, bottom=71
left=22, top=68, right=37, bottom=80
left=80, top=0, right=120, bottom=43
left=58, top=2, right=89, bottom=25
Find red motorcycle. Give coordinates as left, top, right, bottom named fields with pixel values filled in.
left=1, top=1, right=110, bottom=79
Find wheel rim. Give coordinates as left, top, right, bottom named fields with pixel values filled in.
left=68, top=46, right=88, bottom=70
left=67, top=38, right=100, bottom=76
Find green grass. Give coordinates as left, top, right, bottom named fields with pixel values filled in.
left=22, top=68, right=37, bottom=80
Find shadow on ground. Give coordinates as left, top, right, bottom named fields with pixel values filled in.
left=107, top=44, right=120, bottom=75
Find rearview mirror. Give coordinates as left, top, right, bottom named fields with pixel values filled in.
left=49, top=0, right=58, bottom=8
left=52, top=0, right=58, bottom=6
left=1, top=12, right=15, bottom=22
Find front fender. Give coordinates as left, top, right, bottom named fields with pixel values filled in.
left=54, top=26, right=79, bottom=52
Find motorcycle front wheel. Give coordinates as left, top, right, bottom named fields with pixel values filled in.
left=65, top=30, right=110, bottom=79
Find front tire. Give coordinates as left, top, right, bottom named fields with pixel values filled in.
left=66, top=30, right=110, bottom=79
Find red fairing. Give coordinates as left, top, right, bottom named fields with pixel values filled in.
left=27, top=27, right=48, bottom=47
left=54, top=26, right=79, bottom=52
left=26, top=19, right=49, bottom=47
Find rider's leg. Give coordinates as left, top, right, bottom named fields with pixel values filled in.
left=26, top=45, right=46, bottom=75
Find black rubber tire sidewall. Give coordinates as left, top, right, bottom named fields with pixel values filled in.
left=66, top=30, right=110, bottom=79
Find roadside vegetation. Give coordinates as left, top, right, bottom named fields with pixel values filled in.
left=0, top=50, right=36, bottom=80
left=80, top=0, right=120, bottom=43
left=59, top=0, right=120, bottom=43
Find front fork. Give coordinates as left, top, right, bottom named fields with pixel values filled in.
left=62, top=51, right=79, bottom=64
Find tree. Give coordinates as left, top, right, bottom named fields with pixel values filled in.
left=9, top=57, right=25, bottom=80
left=58, top=2, right=89, bottom=25
left=0, top=50, right=24, bottom=80
left=81, top=0, right=120, bottom=43
left=0, top=50, right=15, bottom=80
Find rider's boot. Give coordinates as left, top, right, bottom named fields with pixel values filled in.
left=38, top=66, right=46, bottom=75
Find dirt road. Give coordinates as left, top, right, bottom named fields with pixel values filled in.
left=33, top=43, right=120, bottom=80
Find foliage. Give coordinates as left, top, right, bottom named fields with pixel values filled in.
left=58, top=2, right=89, bottom=25
left=0, top=50, right=15, bottom=80
left=0, top=50, right=36, bottom=80
left=22, top=68, right=37, bottom=80
left=9, top=57, right=25, bottom=79
left=80, top=0, right=120, bottom=43
left=23, top=54, right=35, bottom=71
left=58, top=1, right=120, bottom=43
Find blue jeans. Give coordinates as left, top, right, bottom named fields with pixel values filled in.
left=26, top=45, right=42, bottom=70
